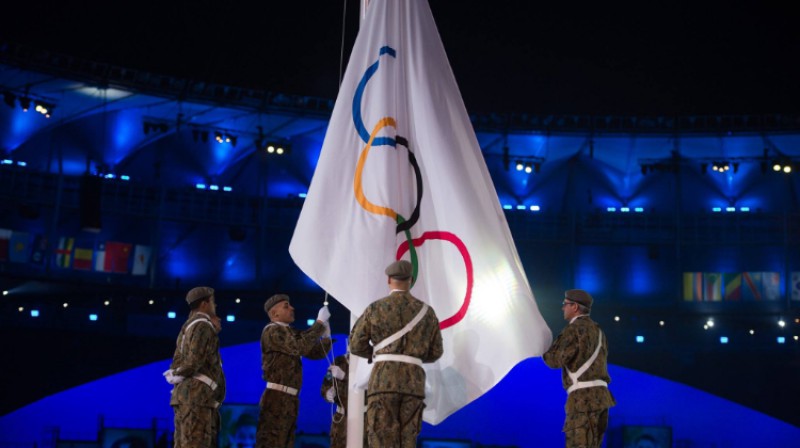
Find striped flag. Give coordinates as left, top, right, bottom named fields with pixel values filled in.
left=683, top=272, right=703, bottom=301
left=72, top=242, right=94, bottom=271
left=723, top=273, right=741, bottom=301
left=289, top=0, right=551, bottom=424
left=703, top=273, right=722, bottom=301
left=55, top=237, right=75, bottom=268
left=131, top=244, right=152, bottom=276
left=94, top=243, right=106, bottom=272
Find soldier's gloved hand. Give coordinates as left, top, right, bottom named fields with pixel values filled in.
left=317, top=305, right=331, bottom=323
left=163, top=369, right=185, bottom=385
left=322, top=321, right=332, bottom=338
left=325, top=387, right=336, bottom=403
left=330, top=365, right=346, bottom=380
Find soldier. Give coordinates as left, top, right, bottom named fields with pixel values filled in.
left=257, top=294, right=333, bottom=447
left=543, top=289, right=616, bottom=448
left=321, top=353, right=349, bottom=448
left=349, top=259, right=444, bottom=448
left=164, top=286, right=226, bottom=448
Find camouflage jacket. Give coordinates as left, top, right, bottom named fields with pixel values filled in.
left=169, top=312, right=226, bottom=408
left=543, top=315, right=616, bottom=414
left=261, top=321, right=331, bottom=390
left=321, top=354, right=349, bottom=410
left=349, top=290, right=443, bottom=397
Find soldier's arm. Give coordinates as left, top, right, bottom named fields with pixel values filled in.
left=295, top=321, right=328, bottom=357
left=542, top=327, right=578, bottom=369
left=423, top=313, right=444, bottom=363
left=348, top=312, right=373, bottom=359
left=174, top=323, right=214, bottom=378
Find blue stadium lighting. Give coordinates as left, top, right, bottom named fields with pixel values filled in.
left=1, top=159, right=12, bottom=165
left=726, top=207, right=736, bottom=212
left=17, top=161, right=26, bottom=167
left=607, top=207, right=617, bottom=212
left=104, top=173, right=116, bottom=179
left=223, top=186, right=233, bottom=192
left=529, top=205, right=540, bottom=211
left=89, top=314, right=98, bottom=321
left=31, top=309, right=39, bottom=317
left=720, top=336, right=729, bottom=344
left=195, top=183, right=207, bottom=190
left=502, top=204, right=512, bottom=210
left=209, top=185, right=219, bottom=191
left=777, top=336, right=786, bottom=344
left=634, top=207, right=644, bottom=213
left=635, top=335, right=644, bottom=343
left=299, top=193, right=307, bottom=198
left=712, top=207, right=722, bottom=212
left=120, top=175, right=130, bottom=181
left=306, top=319, right=315, bottom=326
left=167, top=311, right=176, bottom=319
left=226, top=315, right=235, bottom=322
left=739, top=207, right=750, bottom=212
left=516, top=205, right=526, bottom=210
left=621, top=207, right=630, bottom=212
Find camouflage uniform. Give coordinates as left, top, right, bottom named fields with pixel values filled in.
left=257, top=321, right=331, bottom=448
left=349, top=290, right=444, bottom=448
left=320, top=354, right=349, bottom=448
left=543, top=315, right=615, bottom=448
left=169, top=312, right=226, bottom=448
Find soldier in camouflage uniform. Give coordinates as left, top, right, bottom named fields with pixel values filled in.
left=349, top=260, right=444, bottom=448
left=320, top=353, right=349, bottom=448
left=165, top=286, right=226, bottom=448
left=543, top=289, right=615, bottom=448
left=257, top=294, right=333, bottom=448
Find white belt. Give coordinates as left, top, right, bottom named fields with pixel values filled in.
left=266, top=382, right=299, bottom=396
left=372, top=354, right=423, bottom=366
left=193, top=373, right=218, bottom=391
left=567, top=379, right=608, bottom=394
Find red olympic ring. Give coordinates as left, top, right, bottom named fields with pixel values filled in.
left=396, top=231, right=473, bottom=330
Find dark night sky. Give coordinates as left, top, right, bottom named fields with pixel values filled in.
left=3, top=0, right=799, bottom=115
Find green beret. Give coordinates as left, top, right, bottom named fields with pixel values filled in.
left=565, top=289, right=593, bottom=308
left=186, top=286, right=214, bottom=305
left=264, top=294, right=290, bottom=314
left=385, top=259, right=413, bottom=280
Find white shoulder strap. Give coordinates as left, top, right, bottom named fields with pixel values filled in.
left=373, top=304, right=429, bottom=352
left=567, top=328, right=603, bottom=382
left=180, top=317, right=214, bottom=353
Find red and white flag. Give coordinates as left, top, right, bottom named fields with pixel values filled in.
left=289, top=0, right=551, bottom=424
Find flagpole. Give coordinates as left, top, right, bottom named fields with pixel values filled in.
left=342, top=1, right=370, bottom=446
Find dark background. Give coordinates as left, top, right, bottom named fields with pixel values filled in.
left=3, top=0, right=799, bottom=115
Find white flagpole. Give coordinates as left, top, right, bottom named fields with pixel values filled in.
left=345, top=1, right=370, bottom=445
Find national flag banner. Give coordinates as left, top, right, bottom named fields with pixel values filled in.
left=289, top=0, right=552, bottom=424
left=72, top=242, right=94, bottom=271
left=9, top=231, right=31, bottom=263
left=761, top=272, right=780, bottom=300
left=703, top=273, right=722, bottom=301
left=741, top=272, right=763, bottom=301
left=54, top=237, right=75, bottom=268
left=792, top=272, right=800, bottom=301
left=94, top=242, right=106, bottom=272
left=131, top=244, right=152, bottom=276
left=723, top=273, right=741, bottom=301
left=682, top=272, right=703, bottom=301
left=0, top=228, right=10, bottom=262
left=29, top=234, right=48, bottom=265
left=104, top=241, right=132, bottom=274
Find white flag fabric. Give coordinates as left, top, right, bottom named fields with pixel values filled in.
left=289, top=0, right=552, bottom=424
left=131, top=244, right=152, bottom=276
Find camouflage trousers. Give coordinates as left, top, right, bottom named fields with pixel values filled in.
left=366, top=393, right=424, bottom=448
left=173, top=404, right=219, bottom=448
left=563, top=409, right=609, bottom=448
left=329, top=410, right=346, bottom=448
left=256, top=388, right=299, bottom=448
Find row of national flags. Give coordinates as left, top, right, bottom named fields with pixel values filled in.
left=0, top=230, right=151, bottom=275
left=683, top=271, right=791, bottom=301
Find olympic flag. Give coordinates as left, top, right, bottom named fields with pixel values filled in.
left=289, top=0, right=552, bottom=424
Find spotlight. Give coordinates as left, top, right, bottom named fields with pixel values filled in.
left=524, top=163, right=533, bottom=174
left=784, top=165, right=792, bottom=174
left=515, top=161, right=524, bottom=171
left=18, top=97, right=30, bottom=112
left=215, top=132, right=224, bottom=143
